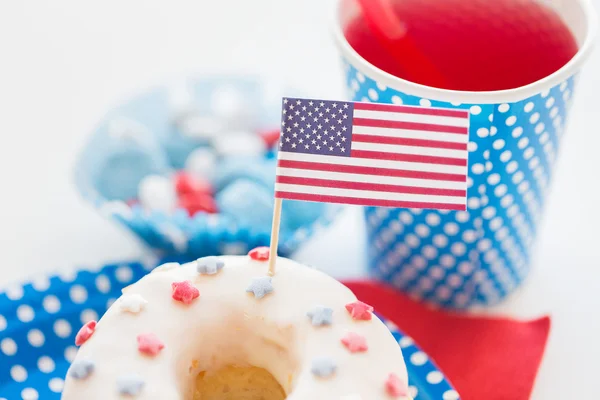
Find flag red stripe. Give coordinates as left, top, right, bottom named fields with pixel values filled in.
left=277, top=160, right=466, bottom=182
left=276, top=176, right=466, bottom=197
left=353, top=117, right=468, bottom=134
left=351, top=150, right=467, bottom=166
left=354, top=102, right=469, bottom=118
left=275, top=192, right=466, bottom=211
left=352, top=134, right=468, bottom=150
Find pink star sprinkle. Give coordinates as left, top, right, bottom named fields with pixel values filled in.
left=345, top=301, right=374, bottom=321
left=137, top=333, right=165, bottom=356
left=75, top=321, right=97, bottom=346
left=341, top=332, right=368, bottom=353
left=171, top=281, right=200, bottom=304
left=385, top=373, right=408, bottom=397
left=248, top=246, right=270, bottom=261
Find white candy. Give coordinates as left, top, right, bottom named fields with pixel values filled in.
left=137, top=175, right=177, bottom=213
left=185, top=147, right=218, bottom=181
left=168, top=81, right=224, bottom=140
left=211, top=85, right=257, bottom=128
left=212, top=131, right=266, bottom=158
left=177, top=113, right=224, bottom=140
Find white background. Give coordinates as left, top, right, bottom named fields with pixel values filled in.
left=0, top=1, right=599, bottom=398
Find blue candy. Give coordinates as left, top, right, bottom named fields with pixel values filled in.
left=82, top=117, right=171, bottom=201
left=212, top=157, right=276, bottom=192
left=215, top=179, right=273, bottom=229
left=162, top=119, right=216, bottom=169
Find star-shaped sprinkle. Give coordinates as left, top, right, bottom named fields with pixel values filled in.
left=137, top=333, right=165, bottom=356
left=196, top=256, right=225, bottom=275
left=246, top=276, right=274, bottom=299
left=248, top=246, right=270, bottom=261
left=311, top=356, right=337, bottom=378
left=68, top=359, right=95, bottom=380
left=345, top=301, right=374, bottom=321
left=307, top=306, right=333, bottom=327
left=119, top=294, right=148, bottom=314
left=117, top=374, right=145, bottom=396
left=341, top=332, right=368, bottom=353
left=75, top=321, right=97, bottom=346
left=385, top=373, right=409, bottom=397
left=171, top=281, right=200, bottom=304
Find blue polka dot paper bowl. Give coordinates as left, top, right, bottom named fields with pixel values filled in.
left=332, top=0, right=596, bottom=308
left=0, top=260, right=459, bottom=399
left=73, top=75, right=341, bottom=259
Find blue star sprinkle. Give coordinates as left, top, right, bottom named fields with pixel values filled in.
left=246, top=276, right=274, bottom=299
left=117, top=374, right=145, bottom=396
left=196, top=256, right=225, bottom=275
left=68, top=359, right=95, bottom=380
left=307, top=305, right=333, bottom=326
left=311, top=356, right=337, bottom=378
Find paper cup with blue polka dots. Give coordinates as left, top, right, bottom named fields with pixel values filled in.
left=332, top=0, right=596, bottom=308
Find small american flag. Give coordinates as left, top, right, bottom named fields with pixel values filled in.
left=275, top=98, right=470, bottom=211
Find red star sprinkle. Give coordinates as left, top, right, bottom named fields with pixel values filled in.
left=75, top=321, right=97, bottom=346
left=385, top=373, right=409, bottom=397
left=137, top=333, right=165, bottom=356
left=171, top=281, right=200, bottom=304
left=248, top=246, right=270, bottom=261
left=345, top=301, right=374, bottom=321
left=341, top=332, right=368, bottom=353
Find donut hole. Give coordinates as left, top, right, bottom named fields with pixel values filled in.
left=194, top=366, right=286, bottom=400
left=187, top=315, right=297, bottom=400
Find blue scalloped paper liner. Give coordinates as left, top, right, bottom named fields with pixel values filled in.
left=73, top=75, right=343, bottom=259
left=0, top=260, right=458, bottom=400
left=98, top=202, right=343, bottom=259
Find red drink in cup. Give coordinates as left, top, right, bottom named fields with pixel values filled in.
left=344, top=0, right=579, bottom=91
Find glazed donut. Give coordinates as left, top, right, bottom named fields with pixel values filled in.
left=61, top=250, right=412, bottom=399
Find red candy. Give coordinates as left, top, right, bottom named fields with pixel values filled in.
left=174, top=172, right=213, bottom=196
left=345, top=301, right=374, bottom=321
left=137, top=333, right=165, bottom=356
left=259, top=129, right=281, bottom=148
left=171, top=281, right=200, bottom=304
left=75, top=321, right=97, bottom=346
left=248, top=246, right=270, bottom=261
left=341, top=332, right=369, bottom=353
left=178, top=192, right=217, bottom=216
left=385, top=373, right=409, bottom=397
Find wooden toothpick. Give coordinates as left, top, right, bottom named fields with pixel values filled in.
left=267, top=198, right=283, bottom=276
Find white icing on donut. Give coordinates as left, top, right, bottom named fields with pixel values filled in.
left=62, top=256, right=410, bottom=399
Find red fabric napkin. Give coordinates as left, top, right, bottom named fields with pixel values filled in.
left=342, top=280, right=551, bottom=400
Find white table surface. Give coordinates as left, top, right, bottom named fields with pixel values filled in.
left=0, top=1, right=599, bottom=398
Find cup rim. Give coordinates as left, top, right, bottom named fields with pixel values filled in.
left=331, top=0, right=597, bottom=104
